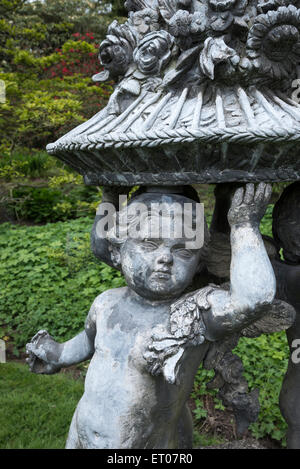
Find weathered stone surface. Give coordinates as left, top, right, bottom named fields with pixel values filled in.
left=46, top=0, right=300, bottom=185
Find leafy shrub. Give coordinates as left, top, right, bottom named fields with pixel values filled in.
left=8, top=183, right=101, bottom=223
left=0, top=218, right=125, bottom=351
left=0, top=1, right=114, bottom=154
left=235, top=334, right=288, bottom=443
left=11, top=186, right=69, bottom=222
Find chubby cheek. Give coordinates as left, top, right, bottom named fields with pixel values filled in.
left=121, top=247, right=152, bottom=288
left=172, top=259, right=199, bottom=287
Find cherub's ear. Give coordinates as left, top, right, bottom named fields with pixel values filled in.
left=109, top=244, right=121, bottom=269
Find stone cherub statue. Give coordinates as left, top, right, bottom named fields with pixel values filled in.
left=270, top=182, right=300, bottom=449
left=26, top=183, right=276, bottom=449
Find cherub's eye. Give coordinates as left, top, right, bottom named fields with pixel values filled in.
left=174, top=248, right=194, bottom=259
left=141, top=240, right=158, bottom=250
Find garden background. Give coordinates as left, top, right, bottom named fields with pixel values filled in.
left=0, top=0, right=291, bottom=449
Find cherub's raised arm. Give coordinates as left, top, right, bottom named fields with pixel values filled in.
left=26, top=304, right=97, bottom=374
left=203, top=183, right=276, bottom=341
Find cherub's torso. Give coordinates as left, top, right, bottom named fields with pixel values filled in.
left=67, top=287, right=208, bottom=449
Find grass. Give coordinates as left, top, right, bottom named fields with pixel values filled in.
left=0, top=362, right=219, bottom=449
left=0, top=362, right=83, bottom=449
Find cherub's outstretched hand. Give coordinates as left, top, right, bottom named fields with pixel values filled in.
left=26, top=330, right=61, bottom=375
left=228, top=183, right=272, bottom=227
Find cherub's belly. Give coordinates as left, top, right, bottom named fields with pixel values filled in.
left=71, top=345, right=188, bottom=449
left=71, top=349, right=206, bottom=449
left=73, top=378, right=179, bottom=448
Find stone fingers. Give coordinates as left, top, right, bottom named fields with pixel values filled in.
left=243, top=183, right=255, bottom=204
left=231, top=186, right=244, bottom=209
left=254, top=182, right=272, bottom=205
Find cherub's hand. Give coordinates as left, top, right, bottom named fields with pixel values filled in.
left=228, top=183, right=272, bottom=228
left=26, top=330, right=61, bottom=375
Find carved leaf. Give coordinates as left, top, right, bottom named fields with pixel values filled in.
left=92, top=70, right=110, bottom=82
left=157, top=0, right=179, bottom=22
left=162, top=67, right=186, bottom=87
left=125, top=0, right=150, bottom=12
left=121, top=78, right=141, bottom=95
left=162, top=46, right=201, bottom=87
left=176, top=45, right=202, bottom=70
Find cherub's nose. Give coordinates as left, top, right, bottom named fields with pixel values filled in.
left=157, top=249, right=173, bottom=265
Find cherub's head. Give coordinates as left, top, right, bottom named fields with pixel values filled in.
left=272, top=182, right=300, bottom=264
left=107, top=187, right=210, bottom=301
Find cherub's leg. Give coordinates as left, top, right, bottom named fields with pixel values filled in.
left=280, top=313, right=300, bottom=449
left=65, top=408, right=81, bottom=449
left=177, top=403, right=193, bottom=449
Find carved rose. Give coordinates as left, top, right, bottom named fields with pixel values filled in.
left=168, top=10, right=207, bottom=49
left=133, top=30, right=175, bottom=76
left=246, top=5, right=300, bottom=79
left=129, top=8, right=160, bottom=37
left=98, top=21, right=137, bottom=80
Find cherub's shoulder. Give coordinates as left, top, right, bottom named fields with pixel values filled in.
left=91, top=287, right=129, bottom=311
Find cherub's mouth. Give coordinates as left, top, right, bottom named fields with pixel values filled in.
left=152, top=270, right=171, bottom=280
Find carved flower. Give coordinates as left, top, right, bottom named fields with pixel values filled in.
left=207, top=0, right=248, bottom=32
left=257, top=0, right=295, bottom=14
left=133, top=30, right=175, bottom=76
left=129, top=8, right=160, bottom=37
left=168, top=10, right=207, bottom=49
left=199, top=36, right=240, bottom=80
left=246, top=5, right=300, bottom=79
left=98, top=21, right=138, bottom=80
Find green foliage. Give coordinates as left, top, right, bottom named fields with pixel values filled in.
left=0, top=362, right=83, bottom=449
left=0, top=149, right=60, bottom=181
left=0, top=0, right=114, bottom=154
left=0, top=218, right=125, bottom=351
left=191, top=332, right=289, bottom=445
left=235, top=334, right=289, bottom=443
left=193, top=429, right=225, bottom=448
left=260, top=203, right=274, bottom=237
left=11, top=186, right=72, bottom=222
left=7, top=182, right=101, bottom=223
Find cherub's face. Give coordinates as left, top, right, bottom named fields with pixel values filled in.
left=120, top=236, right=202, bottom=301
